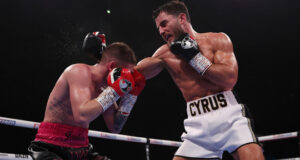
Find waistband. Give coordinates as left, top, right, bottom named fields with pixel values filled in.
left=34, top=122, right=89, bottom=148
left=186, top=91, right=238, bottom=118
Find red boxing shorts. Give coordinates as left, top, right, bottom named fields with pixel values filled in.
left=34, top=122, right=89, bottom=148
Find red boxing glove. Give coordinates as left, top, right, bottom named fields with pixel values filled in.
left=107, top=68, right=135, bottom=97
left=129, top=69, right=146, bottom=96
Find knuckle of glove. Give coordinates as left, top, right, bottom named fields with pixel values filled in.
left=170, top=33, right=199, bottom=61
left=170, top=33, right=190, bottom=55
left=107, top=68, right=135, bottom=96
left=130, top=69, right=146, bottom=96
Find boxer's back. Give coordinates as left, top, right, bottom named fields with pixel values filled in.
left=43, top=67, right=78, bottom=126
left=43, top=64, right=100, bottom=128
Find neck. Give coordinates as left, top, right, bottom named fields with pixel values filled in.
left=91, top=63, right=108, bottom=83
left=183, top=23, right=197, bottom=38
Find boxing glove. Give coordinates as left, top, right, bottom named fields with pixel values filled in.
left=170, top=33, right=212, bottom=75
left=118, top=69, right=146, bottom=116
left=96, top=68, right=135, bottom=112
left=129, top=69, right=145, bottom=96
left=82, top=31, right=106, bottom=60
left=107, top=68, right=135, bottom=97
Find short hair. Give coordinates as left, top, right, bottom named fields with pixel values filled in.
left=152, top=1, right=191, bottom=23
left=101, top=42, right=137, bottom=65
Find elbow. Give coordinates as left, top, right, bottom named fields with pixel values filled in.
left=73, top=109, right=92, bottom=125
left=222, top=75, right=237, bottom=90
left=112, top=123, right=125, bottom=134
left=111, top=129, right=121, bottom=134
left=222, top=67, right=238, bottom=90
left=110, top=126, right=121, bottom=134
left=74, top=114, right=90, bottom=125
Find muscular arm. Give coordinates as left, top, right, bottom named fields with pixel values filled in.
left=102, top=95, right=136, bottom=133
left=102, top=99, right=128, bottom=133
left=102, top=103, right=130, bottom=133
left=102, top=49, right=166, bottom=132
left=102, top=106, right=119, bottom=133
left=66, top=64, right=104, bottom=125
left=135, top=46, right=166, bottom=80
left=202, top=33, right=238, bottom=90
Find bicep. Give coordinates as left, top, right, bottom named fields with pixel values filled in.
left=69, top=83, right=92, bottom=110
left=214, top=50, right=237, bottom=69
left=213, top=33, right=237, bottom=71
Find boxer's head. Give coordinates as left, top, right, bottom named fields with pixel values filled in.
left=101, top=42, right=137, bottom=71
left=153, top=1, right=191, bottom=44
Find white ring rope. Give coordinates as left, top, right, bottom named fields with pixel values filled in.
left=0, top=153, right=32, bottom=160
left=258, top=132, right=298, bottom=142
left=0, top=116, right=181, bottom=147
left=0, top=116, right=298, bottom=144
left=0, top=116, right=299, bottom=160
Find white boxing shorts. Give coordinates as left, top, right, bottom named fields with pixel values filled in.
left=175, top=91, right=258, bottom=159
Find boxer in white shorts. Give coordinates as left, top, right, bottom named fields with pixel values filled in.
left=175, top=91, right=257, bottom=159
left=135, top=1, right=265, bottom=159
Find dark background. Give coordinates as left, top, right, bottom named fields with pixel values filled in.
left=1, top=0, right=300, bottom=159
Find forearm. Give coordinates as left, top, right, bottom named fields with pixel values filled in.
left=102, top=104, right=129, bottom=133
left=203, top=63, right=238, bottom=90
left=136, top=57, right=164, bottom=80
left=113, top=94, right=137, bottom=133
left=76, top=86, right=119, bottom=124
left=113, top=111, right=129, bottom=133
left=77, top=100, right=104, bottom=123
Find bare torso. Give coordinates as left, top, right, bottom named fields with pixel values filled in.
left=138, top=32, right=237, bottom=102
left=43, top=64, right=107, bottom=128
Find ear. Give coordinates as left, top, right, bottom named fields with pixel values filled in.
left=106, top=61, right=117, bottom=71
left=178, top=13, right=187, bottom=24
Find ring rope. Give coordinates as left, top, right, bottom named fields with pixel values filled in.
left=0, top=116, right=299, bottom=160
left=0, top=116, right=181, bottom=147
left=0, top=153, right=32, bottom=160
left=0, top=116, right=298, bottom=145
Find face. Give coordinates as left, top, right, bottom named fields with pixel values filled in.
left=155, top=11, right=185, bottom=44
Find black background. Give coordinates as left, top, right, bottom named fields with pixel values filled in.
left=1, top=0, right=300, bottom=159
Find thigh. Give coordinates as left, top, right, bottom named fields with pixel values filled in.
left=28, top=142, right=63, bottom=160
left=86, top=144, right=110, bottom=160
left=231, top=143, right=264, bottom=160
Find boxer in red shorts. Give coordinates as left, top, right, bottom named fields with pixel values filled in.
left=28, top=32, right=145, bottom=160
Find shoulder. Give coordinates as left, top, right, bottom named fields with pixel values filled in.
left=65, top=63, right=90, bottom=73
left=64, top=63, right=92, bottom=81
left=152, top=44, right=170, bottom=58
left=199, top=32, right=233, bottom=52
left=198, top=32, right=231, bottom=42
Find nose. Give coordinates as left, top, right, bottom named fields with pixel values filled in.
left=158, top=27, right=165, bottom=37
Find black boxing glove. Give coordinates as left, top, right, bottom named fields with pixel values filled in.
left=170, top=33, right=212, bottom=75
left=82, top=31, right=106, bottom=60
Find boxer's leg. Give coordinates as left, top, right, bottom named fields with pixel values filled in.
left=86, top=144, right=111, bottom=160
left=231, top=143, right=264, bottom=160
left=28, top=141, right=63, bottom=160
